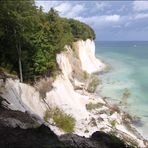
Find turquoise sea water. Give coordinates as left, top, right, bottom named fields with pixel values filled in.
left=95, top=41, right=148, bottom=139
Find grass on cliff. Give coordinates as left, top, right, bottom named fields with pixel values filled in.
left=44, top=107, right=76, bottom=133
left=110, top=120, right=117, bottom=128
left=86, top=102, right=103, bottom=111
left=87, top=76, right=100, bottom=93
left=83, top=71, right=89, bottom=80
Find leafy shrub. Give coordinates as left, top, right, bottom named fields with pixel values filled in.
left=44, top=107, right=75, bottom=133
left=87, top=76, right=100, bottom=93
left=83, top=71, right=89, bottom=80
left=84, top=129, right=89, bottom=133
left=110, top=120, right=117, bottom=128
left=68, top=18, right=95, bottom=41
left=86, top=102, right=103, bottom=111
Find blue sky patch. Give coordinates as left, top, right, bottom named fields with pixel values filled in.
left=36, top=1, right=148, bottom=41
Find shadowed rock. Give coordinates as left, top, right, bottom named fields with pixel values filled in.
left=0, top=107, right=134, bottom=148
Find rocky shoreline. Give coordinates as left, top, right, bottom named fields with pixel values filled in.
left=74, top=76, right=147, bottom=147
left=97, top=62, right=148, bottom=145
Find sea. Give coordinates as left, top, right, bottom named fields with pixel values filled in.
left=95, top=41, right=148, bottom=139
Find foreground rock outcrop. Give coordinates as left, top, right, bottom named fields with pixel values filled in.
left=0, top=107, right=132, bottom=148
left=0, top=111, right=63, bottom=148
left=60, top=132, right=131, bottom=148
left=0, top=125, right=131, bottom=148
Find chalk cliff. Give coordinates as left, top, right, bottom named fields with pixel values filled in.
left=0, top=39, right=104, bottom=123
left=0, top=39, right=146, bottom=147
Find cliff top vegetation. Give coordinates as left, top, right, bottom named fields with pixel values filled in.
left=0, top=0, right=95, bottom=82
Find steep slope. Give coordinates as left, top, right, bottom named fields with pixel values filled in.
left=73, top=39, right=105, bottom=74
left=0, top=39, right=146, bottom=147
left=0, top=39, right=104, bottom=128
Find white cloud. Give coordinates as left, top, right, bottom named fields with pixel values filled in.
left=133, top=1, right=148, bottom=12
left=118, top=5, right=126, bottom=12
left=134, top=13, right=148, bottom=19
left=75, top=14, right=121, bottom=28
left=64, top=4, right=85, bottom=18
left=36, top=1, right=119, bottom=24
left=105, top=15, right=120, bottom=22
left=35, top=1, right=62, bottom=12
left=113, top=25, right=122, bottom=29
left=37, top=1, right=85, bottom=18
left=95, top=2, right=108, bottom=11
left=54, top=3, right=71, bottom=14
left=35, top=1, right=148, bottom=40
left=124, top=22, right=132, bottom=27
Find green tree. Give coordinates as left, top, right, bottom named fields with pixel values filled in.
left=0, top=2, right=96, bottom=82
left=0, top=0, right=37, bottom=81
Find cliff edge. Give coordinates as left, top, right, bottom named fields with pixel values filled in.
left=0, top=39, right=146, bottom=147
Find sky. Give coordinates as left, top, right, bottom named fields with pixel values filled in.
left=36, top=1, right=148, bottom=41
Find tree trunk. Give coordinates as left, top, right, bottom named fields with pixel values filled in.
left=18, top=42, right=23, bottom=82
left=14, top=29, right=23, bottom=82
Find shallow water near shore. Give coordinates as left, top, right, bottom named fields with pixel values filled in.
left=95, top=41, right=148, bottom=139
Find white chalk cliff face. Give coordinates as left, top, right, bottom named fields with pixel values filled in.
left=0, top=39, right=145, bottom=147
left=73, top=39, right=105, bottom=74
left=1, top=39, right=104, bottom=127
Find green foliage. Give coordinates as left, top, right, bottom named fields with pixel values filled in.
left=86, top=102, right=103, bottom=111
left=110, top=120, right=117, bottom=128
left=0, top=0, right=95, bottom=81
left=68, top=19, right=95, bottom=41
left=84, top=129, right=89, bottom=133
left=44, top=107, right=76, bottom=133
left=83, top=71, right=89, bottom=80
left=87, top=76, right=100, bottom=93
left=44, top=110, right=50, bottom=122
